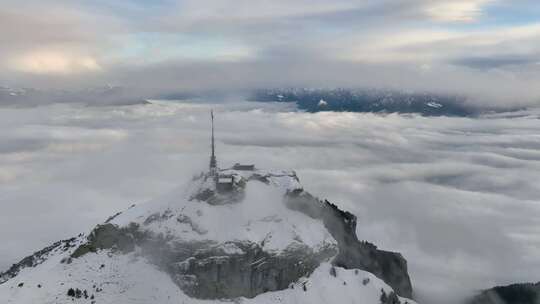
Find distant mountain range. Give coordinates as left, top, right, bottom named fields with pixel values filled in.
left=0, top=86, right=528, bottom=116
left=249, top=88, right=524, bottom=117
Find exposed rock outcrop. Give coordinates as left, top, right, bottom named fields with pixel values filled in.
left=68, top=221, right=337, bottom=299
left=286, top=189, right=413, bottom=298
left=171, top=241, right=336, bottom=298
left=71, top=223, right=141, bottom=258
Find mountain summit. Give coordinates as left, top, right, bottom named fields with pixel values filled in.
left=0, top=166, right=414, bottom=304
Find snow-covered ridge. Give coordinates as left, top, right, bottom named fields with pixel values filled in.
left=0, top=167, right=415, bottom=304
left=0, top=237, right=86, bottom=285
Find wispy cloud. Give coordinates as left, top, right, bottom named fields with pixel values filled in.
left=10, top=50, right=102, bottom=74
left=424, top=0, right=494, bottom=22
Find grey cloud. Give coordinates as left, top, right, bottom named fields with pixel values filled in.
left=0, top=3, right=123, bottom=54
left=452, top=54, right=540, bottom=69
left=0, top=139, right=47, bottom=154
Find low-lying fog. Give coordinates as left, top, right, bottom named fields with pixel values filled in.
left=1, top=101, right=539, bottom=303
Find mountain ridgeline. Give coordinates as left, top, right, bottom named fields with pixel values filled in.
left=250, top=88, right=501, bottom=116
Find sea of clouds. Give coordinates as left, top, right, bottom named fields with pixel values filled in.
left=1, top=100, right=539, bottom=303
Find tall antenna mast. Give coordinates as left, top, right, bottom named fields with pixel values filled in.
left=209, top=110, right=217, bottom=173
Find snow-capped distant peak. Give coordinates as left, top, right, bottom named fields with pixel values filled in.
left=426, top=101, right=443, bottom=108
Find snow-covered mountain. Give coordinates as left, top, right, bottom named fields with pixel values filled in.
left=249, top=88, right=525, bottom=116
left=0, top=167, right=415, bottom=304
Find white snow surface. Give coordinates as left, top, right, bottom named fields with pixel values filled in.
left=318, top=99, right=328, bottom=107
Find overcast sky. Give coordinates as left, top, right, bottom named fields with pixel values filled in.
left=1, top=101, right=540, bottom=303
left=1, top=0, right=540, bottom=103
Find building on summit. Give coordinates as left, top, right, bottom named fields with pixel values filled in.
left=208, top=111, right=254, bottom=192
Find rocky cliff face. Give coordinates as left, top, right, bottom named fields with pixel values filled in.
left=285, top=189, right=413, bottom=298
left=68, top=222, right=336, bottom=299
left=0, top=167, right=415, bottom=304
left=173, top=241, right=336, bottom=298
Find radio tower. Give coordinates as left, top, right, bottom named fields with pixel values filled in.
left=209, top=110, right=217, bottom=176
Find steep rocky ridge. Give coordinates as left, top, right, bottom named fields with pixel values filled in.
left=0, top=238, right=81, bottom=284
left=286, top=189, right=413, bottom=298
